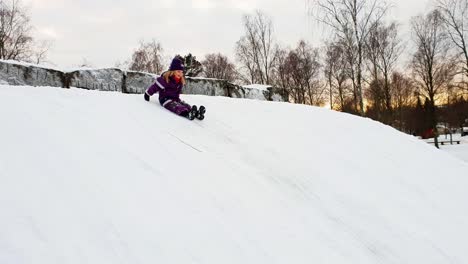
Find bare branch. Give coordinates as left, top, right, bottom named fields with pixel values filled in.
left=312, top=0, right=390, bottom=115
left=235, top=10, right=278, bottom=85
left=127, top=39, right=164, bottom=74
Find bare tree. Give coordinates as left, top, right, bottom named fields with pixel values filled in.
left=276, top=40, right=324, bottom=105
left=391, top=72, right=415, bottom=131
left=366, top=23, right=381, bottom=83
left=286, top=51, right=307, bottom=104
left=235, top=37, right=257, bottom=84
left=365, top=22, right=404, bottom=124
left=32, top=39, right=52, bottom=64
left=437, top=0, right=468, bottom=84
left=313, top=0, right=389, bottom=115
left=411, top=10, right=458, bottom=148
left=324, top=40, right=352, bottom=111
left=365, top=78, right=386, bottom=121
left=0, top=0, right=49, bottom=62
left=235, top=10, right=278, bottom=85
left=272, top=47, right=292, bottom=94
left=201, top=53, right=237, bottom=82
left=128, top=39, right=164, bottom=74
left=297, top=40, right=325, bottom=105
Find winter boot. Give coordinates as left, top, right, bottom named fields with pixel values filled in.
left=196, top=105, right=206, bottom=120
left=186, top=105, right=198, bottom=120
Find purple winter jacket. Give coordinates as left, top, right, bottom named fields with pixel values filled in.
left=146, top=73, right=184, bottom=105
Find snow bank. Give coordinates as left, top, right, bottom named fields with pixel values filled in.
left=1, top=85, right=467, bottom=264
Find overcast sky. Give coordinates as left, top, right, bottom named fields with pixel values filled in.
left=24, top=0, right=435, bottom=69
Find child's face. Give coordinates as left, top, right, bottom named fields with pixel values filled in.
left=174, top=70, right=183, bottom=79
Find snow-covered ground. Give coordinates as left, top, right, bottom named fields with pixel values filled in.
left=441, top=144, right=468, bottom=162
left=1, top=85, right=468, bottom=264
left=422, top=134, right=468, bottom=163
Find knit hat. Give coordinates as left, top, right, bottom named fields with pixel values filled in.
left=169, top=57, right=185, bottom=71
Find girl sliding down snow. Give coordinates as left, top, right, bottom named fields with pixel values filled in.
left=144, top=57, right=205, bottom=120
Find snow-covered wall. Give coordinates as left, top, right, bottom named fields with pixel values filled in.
left=68, top=68, right=124, bottom=92
left=268, top=87, right=289, bottom=101
left=0, top=60, right=288, bottom=102
left=242, top=84, right=289, bottom=101
left=0, top=60, right=63, bottom=87
left=124, top=71, right=157, bottom=94
left=185, top=77, right=228, bottom=96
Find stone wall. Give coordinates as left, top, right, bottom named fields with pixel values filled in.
left=0, top=60, right=288, bottom=102
left=124, top=71, right=157, bottom=94
left=0, top=61, right=63, bottom=87
left=68, top=68, right=124, bottom=92
left=185, top=77, right=228, bottom=96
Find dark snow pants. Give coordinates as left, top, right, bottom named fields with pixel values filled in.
left=159, top=98, right=192, bottom=116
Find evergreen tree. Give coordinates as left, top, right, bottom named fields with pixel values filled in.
left=177, top=54, right=203, bottom=77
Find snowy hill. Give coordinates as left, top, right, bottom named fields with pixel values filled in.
left=1, top=85, right=467, bottom=264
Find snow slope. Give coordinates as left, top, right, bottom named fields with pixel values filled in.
left=441, top=144, right=468, bottom=162
left=1, top=85, right=467, bottom=264
left=423, top=134, right=468, bottom=163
